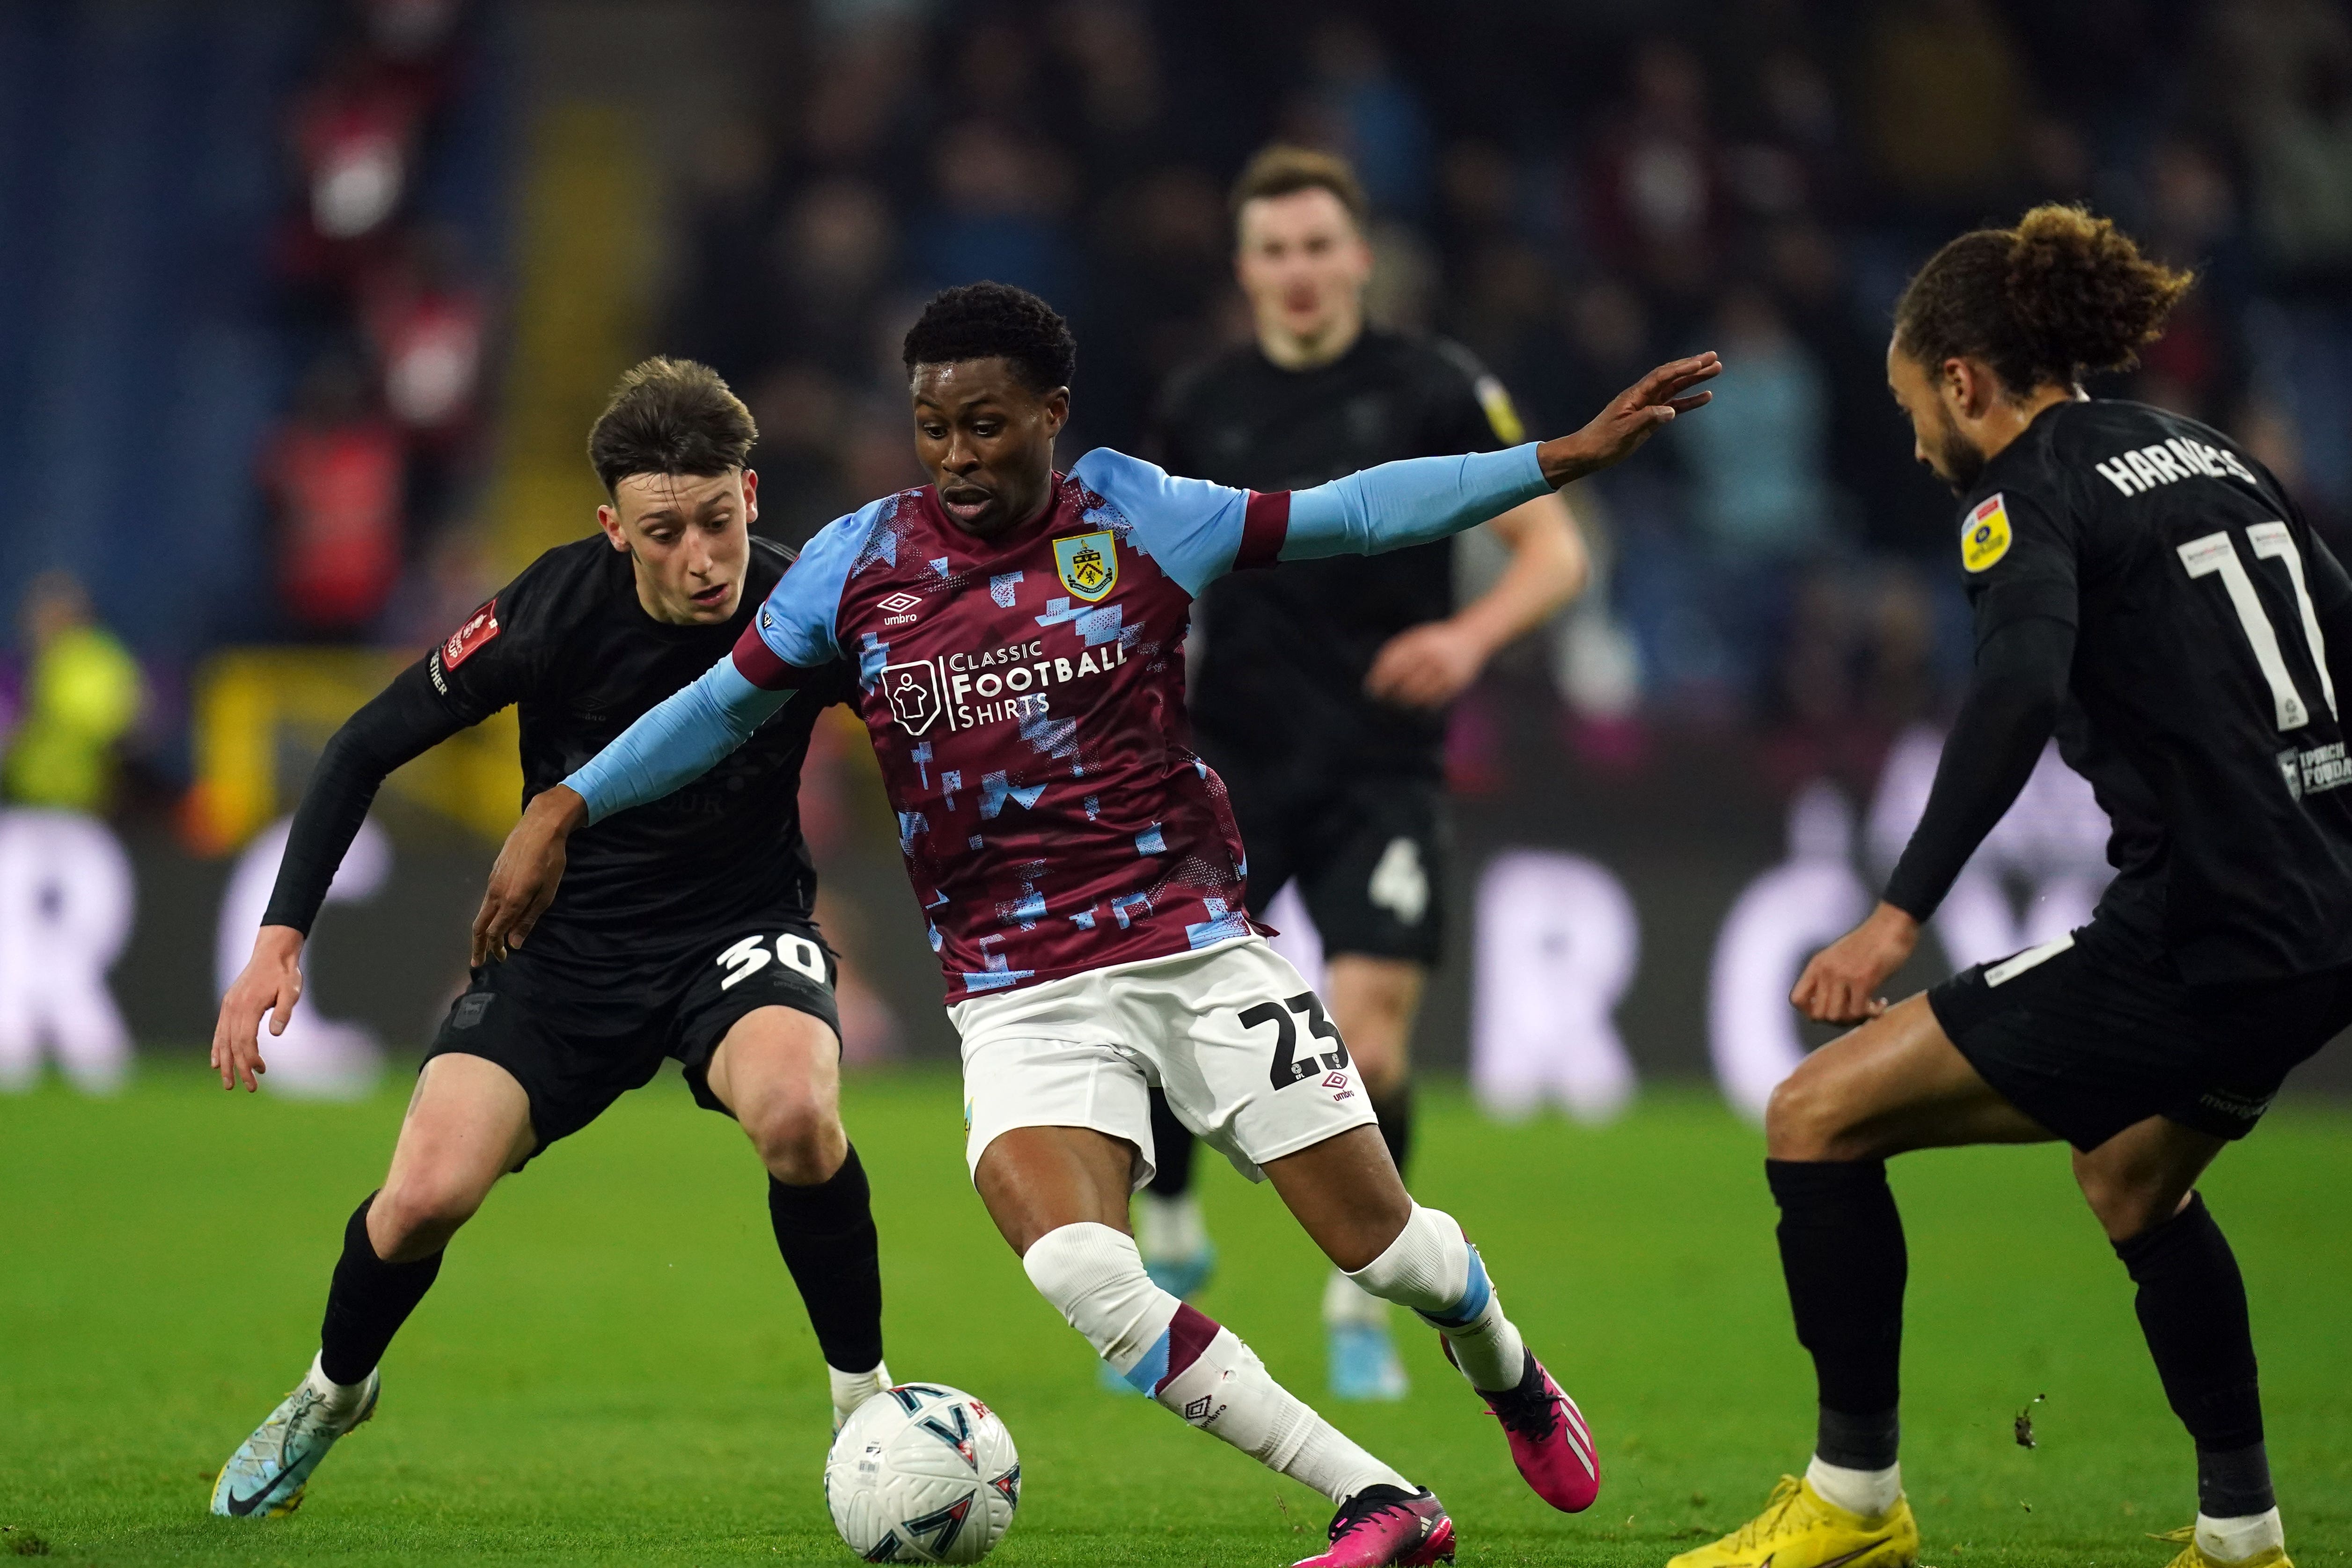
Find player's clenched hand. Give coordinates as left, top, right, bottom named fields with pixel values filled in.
left=471, top=786, right=587, bottom=967
left=1537, top=352, right=1721, bottom=488
left=211, top=924, right=304, bottom=1092
left=1366, top=620, right=1486, bottom=709
left=1790, top=901, right=1921, bottom=1026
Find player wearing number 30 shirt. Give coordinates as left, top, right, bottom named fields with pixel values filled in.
left=476, top=284, right=1721, bottom=1565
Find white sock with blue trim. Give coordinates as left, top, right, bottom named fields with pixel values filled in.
left=1024, top=1222, right=1407, bottom=1501
left=1347, top=1203, right=1526, bottom=1392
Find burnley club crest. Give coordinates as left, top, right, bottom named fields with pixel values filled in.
left=1053, top=530, right=1118, bottom=602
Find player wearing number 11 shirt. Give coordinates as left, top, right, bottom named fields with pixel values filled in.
left=1679, top=208, right=2352, bottom=1568
left=475, top=283, right=1721, bottom=1565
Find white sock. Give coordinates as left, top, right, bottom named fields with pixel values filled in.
left=1135, top=1191, right=1207, bottom=1263
left=1806, top=1454, right=1902, bottom=1518
left=1322, top=1267, right=1389, bottom=1329
left=829, top=1359, right=891, bottom=1421
left=2197, top=1508, right=2284, bottom=1562
left=1347, top=1203, right=1524, bottom=1391
left=303, top=1351, right=370, bottom=1421
left=1155, top=1322, right=1407, bottom=1502
left=1025, top=1223, right=1409, bottom=1502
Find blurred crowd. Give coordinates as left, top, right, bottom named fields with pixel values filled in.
left=663, top=0, right=2352, bottom=772
left=261, top=0, right=496, bottom=644
left=12, top=0, right=2352, bottom=818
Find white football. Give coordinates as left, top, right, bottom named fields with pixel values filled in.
left=823, top=1383, right=1019, bottom=1563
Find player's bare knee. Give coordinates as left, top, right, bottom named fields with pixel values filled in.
left=2074, top=1158, right=2180, bottom=1243
left=749, top=1096, right=844, bottom=1184
left=1764, top=1069, right=1842, bottom=1161
left=371, top=1173, right=482, bottom=1259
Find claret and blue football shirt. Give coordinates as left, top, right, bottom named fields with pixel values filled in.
left=565, top=443, right=1551, bottom=1001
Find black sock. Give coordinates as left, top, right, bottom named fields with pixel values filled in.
left=318, top=1194, right=443, bottom=1386
left=1766, top=1158, right=1907, bottom=1471
left=1145, top=1089, right=1195, bottom=1199
left=2114, top=1192, right=2272, bottom=1517
left=769, top=1144, right=884, bottom=1374
left=1370, top=1084, right=1413, bottom=1181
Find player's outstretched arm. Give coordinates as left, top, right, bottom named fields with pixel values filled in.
left=211, top=925, right=303, bottom=1092
left=469, top=654, right=792, bottom=963
left=212, top=663, right=477, bottom=1092
left=1280, top=352, right=1719, bottom=561
left=1790, top=615, right=2076, bottom=1025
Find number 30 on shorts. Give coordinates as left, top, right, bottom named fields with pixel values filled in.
left=1238, top=991, right=1351, bottom=1091
left=715, top=933, right=829, bottom=991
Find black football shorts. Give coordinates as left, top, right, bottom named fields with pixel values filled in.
left=1928, top=923, right=2352, bottom=1151
left=1221, top=764, right=1448, bottom=967
left=424, top=914, right=841, bottom=1162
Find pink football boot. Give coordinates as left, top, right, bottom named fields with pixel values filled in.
left=1292, top=1485, right=1455, bottom=1568
left=1452, top=1345, right=1601, bottom=1512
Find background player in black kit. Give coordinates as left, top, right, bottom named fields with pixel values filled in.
left=1674, top=208, right=2352, bottom=1568
left=1142, top=145, right=1589, bottom=1401
left=205, top=359, right=888, bottom=1520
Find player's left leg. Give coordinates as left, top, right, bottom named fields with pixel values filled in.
left=2076, top=1117, right=2284, bottom=1567
left=701, top=1005, right=889, bottom=1427
left=1261, top=1123, right=1600, bottom=1514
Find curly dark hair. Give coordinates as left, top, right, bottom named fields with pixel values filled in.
left=587, top=357, right=757, bottom=496
left=901, top=281, right=1077, bottom=393
left=1894, top=205, right=2196, bottom=394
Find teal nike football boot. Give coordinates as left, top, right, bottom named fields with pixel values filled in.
left=210, top=1356, right=380, bottom=1518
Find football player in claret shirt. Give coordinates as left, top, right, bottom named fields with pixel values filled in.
left=1150, top=144, right=1590, bottom=1402
left=207, top=360, right=888, bottom=1520
left=1675, top=209, right=2352, bottom=1568
left=475, top=283, right=1717, bottom=1567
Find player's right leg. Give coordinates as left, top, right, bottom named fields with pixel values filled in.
left=212, top=1053, right=534, bottom=1517
left=975, top=1122, right=1452, bottom=1568
left=1667, top=994, right=2044, bottom=1568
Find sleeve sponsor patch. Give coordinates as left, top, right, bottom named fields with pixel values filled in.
left=1961, top=493, right=2012, bottom=572
left=1474, top=373, right=1526, bottom=446
left=442, top=599, right=500, bottom=669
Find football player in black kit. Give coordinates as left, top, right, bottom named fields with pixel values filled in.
left=1143, top=146, right=1589, bottom=1401
left=1674, top=207, right=2348, bottom=1568
left=205, top=359, right=888, bottom=1519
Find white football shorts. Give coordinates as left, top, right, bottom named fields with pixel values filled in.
left=952, top=936, right=1377, bottom=1190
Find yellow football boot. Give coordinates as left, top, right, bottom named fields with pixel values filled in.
left=2152, top=1524, right=2292, bottom=1568
left=1666, top=1474, right=1918, bottom=1568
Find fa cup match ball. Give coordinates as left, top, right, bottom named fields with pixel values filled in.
left=824, top=1383, right=1019, bottom=1563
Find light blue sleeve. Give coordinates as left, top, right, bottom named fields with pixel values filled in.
left=563, top=658, right=791, bottom=825
left=1282, top=443, right=1550, bottom=560
left=752, top=502, right=876, bottom=665
left=1070, top=447, right=1252, bottom=598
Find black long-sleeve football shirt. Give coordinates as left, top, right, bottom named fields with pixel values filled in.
left=1883, top=398, right=2352, bottom=982
left=263, top=535, right=853, bottom=960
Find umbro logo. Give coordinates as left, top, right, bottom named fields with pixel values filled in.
left=879, top=591, right=923, bottom=613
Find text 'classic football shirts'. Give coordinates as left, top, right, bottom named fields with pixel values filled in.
left=725, top=446, right=1549, bottom=1001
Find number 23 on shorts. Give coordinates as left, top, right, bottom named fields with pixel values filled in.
left=1238, top=991, right=1352, bottom=1091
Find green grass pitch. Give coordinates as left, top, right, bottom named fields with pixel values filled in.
left=3, top=1062, right=2347, bottom=1566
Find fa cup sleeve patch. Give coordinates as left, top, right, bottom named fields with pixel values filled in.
left=1961, top=493, right=2012, bottom=573
left=442, top=599, right=501, bottom=669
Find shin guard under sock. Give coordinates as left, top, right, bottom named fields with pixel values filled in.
left=1024, top=1222, right=1407, bottom=1502
left=768, top=1145, right=885, bottom=1374
left=1766, top=1159, right=1905, bottom=1471
left=318, top=1194, right=443, bottom=1386
left=1369, top=1084, right=1413, bottom=1181
left=2114, top=1193, right=2272, bottom=1517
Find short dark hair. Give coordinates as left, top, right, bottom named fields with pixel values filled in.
left=1229, top=143, right=1369, bottom=232
left=586, top=357, right=757, bottom=496
left=1895, top=205, right=2195, bottom=394
left=901, top=282, right=1077, bottom=394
